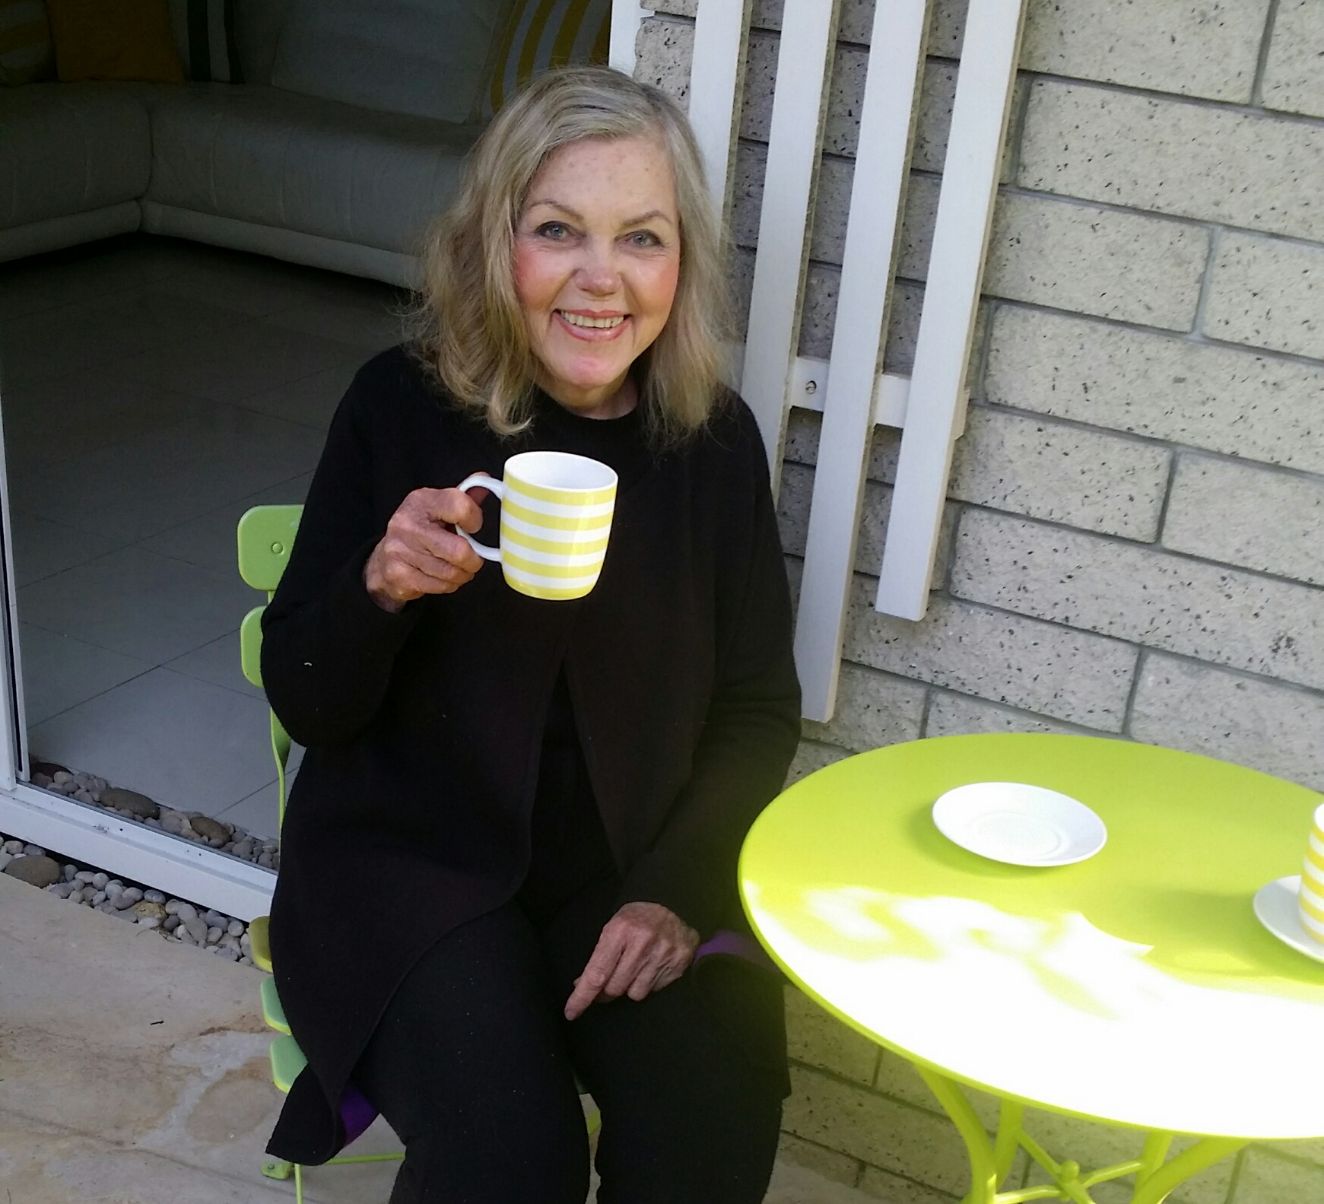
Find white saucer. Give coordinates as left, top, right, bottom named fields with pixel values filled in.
left=1253, top=876, right=1324, bottom=964
left=932, top=782, right=1107, bottom=867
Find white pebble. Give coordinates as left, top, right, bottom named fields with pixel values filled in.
left=226, top=919, right=244, bottom=938
left=144, top=890, right=165, bottom=904
left=91, top=891, right=106, bottom=906
left=92, top=872, right=108, bottom=890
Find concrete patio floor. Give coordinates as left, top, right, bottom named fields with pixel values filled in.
left=0, top=873, right=878, bottom=1203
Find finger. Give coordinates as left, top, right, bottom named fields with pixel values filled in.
left=412, top=484, right=489, bottom=535
left=564, top=937, right=626, bottom=1021
left=405, top=521, right=485, bottom=576
left=378, top=544, right=476, bottom=598
left=601, top=940, right=651, bottom=1000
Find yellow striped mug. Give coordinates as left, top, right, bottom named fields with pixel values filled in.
left=456, top=451, right=617, bottom=601
left=1300, top=802, right=1324, bottom=945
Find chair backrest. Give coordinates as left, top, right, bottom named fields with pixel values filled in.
left=238, top=504, right=302, bottom=596
left=238, top=505, right=303, bottom=826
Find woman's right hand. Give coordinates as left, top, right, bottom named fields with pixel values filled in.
left=363, top=484, right=490, bottom=613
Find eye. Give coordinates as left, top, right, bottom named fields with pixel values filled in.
left=535, top=221, right=571, bottom=241
left=625, top=230, right=662, bottom=249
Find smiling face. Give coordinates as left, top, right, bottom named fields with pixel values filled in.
left=513, top=135, right=681, bottom=419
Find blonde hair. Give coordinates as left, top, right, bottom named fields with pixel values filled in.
left=412, top=65, right=729, bottom=445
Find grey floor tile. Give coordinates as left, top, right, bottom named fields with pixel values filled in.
left=16, top=622, right=152, bottom=726
left=1, top=365, right=215, bottom=468
left=28, top=666, right=277, bottom=814
left=8, top=512, right=128, bottom=587
left=263, top=294, right=408, bottom=351
left=8, top=404, right=323, bottom=543
left=142, top=473, right=313, bottom=576
left=154, top=249, right=400, bottom=319
left=214, top=780, right=282, bottom=840
left=113, top=316, right=367, bottom=406
left=167, top=631, right=265, bottom=701
left=237, top=364, right=358, bottom=430
left=0, top=233, right=196, bottom=321
left=18, top=545, right=254, bottom=665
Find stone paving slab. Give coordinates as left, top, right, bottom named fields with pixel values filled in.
left=0, top=873, right=879, bottom=1203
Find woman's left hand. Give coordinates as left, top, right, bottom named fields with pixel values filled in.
left=564, top=901, right=699, bottom=1020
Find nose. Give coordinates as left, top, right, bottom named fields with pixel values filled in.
left=573, top=240, right=620, bottom=296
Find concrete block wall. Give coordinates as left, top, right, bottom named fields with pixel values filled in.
left=638, top=2, right=1324, bottom=1200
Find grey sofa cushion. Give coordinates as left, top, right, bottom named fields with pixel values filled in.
left=0, top=83, right=151, bottom=229
left=145, top=83, right=479, bottom=254
left=269, top=0, right=508, bottom=124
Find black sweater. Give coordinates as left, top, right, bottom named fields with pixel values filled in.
left=263, top=346, right=800, bottom=1163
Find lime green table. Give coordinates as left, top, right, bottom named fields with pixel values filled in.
left=739, top=734, right=1324, bottom=1204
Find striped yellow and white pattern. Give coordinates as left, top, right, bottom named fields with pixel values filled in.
left=484, top=0, right=611, bottom=118
left=0, top=0, right=52, bottom=86
left=499, top=463, right=615, bottom=600
left=1299, top=804, right=1324, bottom=944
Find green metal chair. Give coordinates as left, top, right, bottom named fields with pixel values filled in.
left=238, top=505, right=405, bottom=1201
left=238, top=504, right=600, bottom=1200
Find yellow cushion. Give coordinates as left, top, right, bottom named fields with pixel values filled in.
left=46, top=0, right=183, bottom=83
left=0, top=0, right=53, bottom=84
left=483, top=0, right=610, bottom=119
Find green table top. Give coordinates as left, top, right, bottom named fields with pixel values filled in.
left=739, top=733, right=1324, bottom=1140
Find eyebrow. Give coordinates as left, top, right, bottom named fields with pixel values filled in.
left=525, top=200, right=676, bottom=228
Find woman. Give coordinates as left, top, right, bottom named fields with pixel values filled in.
left=263, top=65, right=800, bottom=1203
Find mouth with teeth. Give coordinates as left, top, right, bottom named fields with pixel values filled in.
left=557, top=310, right=628, bottom=336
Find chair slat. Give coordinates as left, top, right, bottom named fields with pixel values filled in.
left=875, top=0, right=1028, bottom=620
left=740, top=0, right=841, bottom=491
left=791, top=0, right=929, bottom=721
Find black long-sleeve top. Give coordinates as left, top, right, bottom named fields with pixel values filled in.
left=263, top=345, right=800, bottom=1163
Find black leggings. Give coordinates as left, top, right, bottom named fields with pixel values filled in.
left=353, top=877, right=787, bottom=1203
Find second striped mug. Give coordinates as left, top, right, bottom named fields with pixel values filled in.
left=456, top=451, right=616, bottom=600
left=1299, top=802, right=1324, bottom=946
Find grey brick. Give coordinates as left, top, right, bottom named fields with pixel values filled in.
left=634, top=17, right=693, bottom=103
left=984, top=306, right=1324, bottom=474
left=858, top=1165, right=961, bottom=1204
left=1235, top=1151, right=1324, bottom=1204
left=739, top=44, right=1016, bottom=180
left=1261, top=0, right=1324, bottom=119
left=784, top=1065, right=971, bottom=1195
left=1131, top=654, right=1324, bottom=790
left=774, top=1134, right=862, bottom=1190
left=952, top=510, right=1324, bottom=691
left=931, top=0, right=1267, bottom=103
left=865, top=407, right=1171, bottom=541
left=786, top=988, right=880, bottom=1085
left=786, top=739, right=851, bottom=786
left=1163, top=456, right=1324, bottom=587
left=925, top=691, right=1096, bottom=739
left=844, top=581, right=1137, bottom=729
left=1205, top=231, right=1324, bottom=359
left=899, top=179, right=1208, bottom=331
left=777, top=461, right=957, bottom=587
left=800, top=662, right=926, bottom=752
left=1018, top=82, right=1324, bottom=243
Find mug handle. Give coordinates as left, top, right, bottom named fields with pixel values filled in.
left=454, top=473, right=504, bottom=562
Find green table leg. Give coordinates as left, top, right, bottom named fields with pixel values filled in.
left=915, top=1065, right=1003, bottom=1204
left=914, top=1064, right=1245, bottom=1204
left=1129, top=1137, right=1245, bottom=1204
